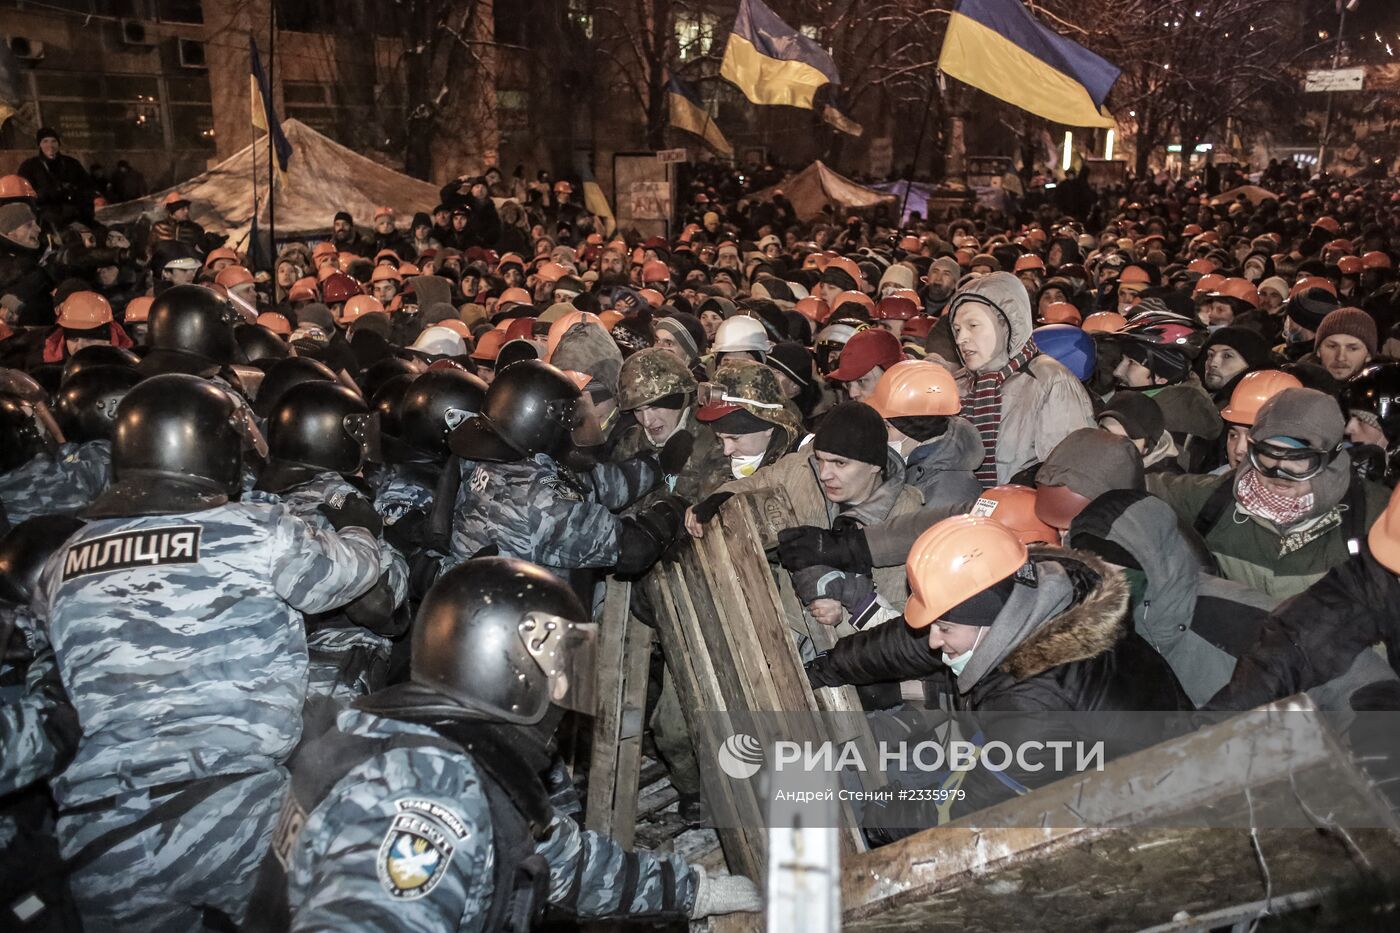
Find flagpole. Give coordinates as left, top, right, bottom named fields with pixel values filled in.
left=267, top=0, right=277, bottom=263
left=899, top=72, right=939, bottom=228
left=251, top=32, right=260, bottom=271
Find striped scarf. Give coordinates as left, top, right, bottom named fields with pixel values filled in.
left=963, top=339, right=1037, bottom=485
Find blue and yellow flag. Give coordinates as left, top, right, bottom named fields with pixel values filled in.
left=939, top=0, right=1118, bottom=128
left=250, top=38, right=293, bottom=181
left=668, top=77, right=733, bottom=157
left=720, top=0, right=838, bottom=109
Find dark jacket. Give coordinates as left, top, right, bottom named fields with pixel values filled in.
left=0, top=236, right=56, bottom=326
left=18, top=153, right=96, bottom=227
left=1206, top=545, right=1400, bottom=711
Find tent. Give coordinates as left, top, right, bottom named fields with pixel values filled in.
left=96, top=119, right=441, bottom=247
left=1210, top=185, right=1278, bottom=207
left=745, top=161, right=895, bottom=221
left=870, top=180, right=940, bottom=225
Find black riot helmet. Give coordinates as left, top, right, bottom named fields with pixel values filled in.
left=370, top=372, right=416, bottom=444
left=0, top=395, right=50, bottom=472
left=1344, top=362, right=1400, bottom=447
left=252, top=355, right=337, bottom=418
left=61, top=344, right=139, bottom=383
left=138, top=284, right=239, bottom=377
left=234, top=323, right=291, bottom=366
left=85, top=373, right=251, bottom=517
left=448, top=359, right=582, bottom=463
left=361, top=355, right=423, bottom=402
left=0, top=514, right=85, bottom=605
left=392, top=556, right=597, bottom=724
left=264, top=381, right=379, bottom=485
left=399, top=368, right=488, bottom=462
left=54, top=365, right=142, bottom=443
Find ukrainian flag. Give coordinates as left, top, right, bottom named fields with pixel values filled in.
left=939, top=0, right=1119, bottom=128
left=250, top=38, right=293, bottom=183
left=668, top=77, right=734, bottom=157
left=720, top=0, right=838, bottom=110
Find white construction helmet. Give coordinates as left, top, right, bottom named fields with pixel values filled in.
left=712, top=315, right=772, bottom=356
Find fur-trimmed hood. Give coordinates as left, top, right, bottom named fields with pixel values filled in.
left=1000, top=547, right=1130, bottom=680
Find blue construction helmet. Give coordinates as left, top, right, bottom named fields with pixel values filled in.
left=1033, top=324, right=1096, bottom=382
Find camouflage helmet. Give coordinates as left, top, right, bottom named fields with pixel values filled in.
left=618, top=348, right=697, bottom=412
left=698, top=359, right=802, bottom=442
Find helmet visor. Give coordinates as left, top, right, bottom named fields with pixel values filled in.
left=345, top=411, right=384, bottom=465
left=519, top=612, right=598, bottom=716
left=225, top=392, right=268, bottom=460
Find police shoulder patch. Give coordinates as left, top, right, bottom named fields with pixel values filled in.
left=377, top=809, right=458, bottom=900
left=544, top=475, right=583, bottom=501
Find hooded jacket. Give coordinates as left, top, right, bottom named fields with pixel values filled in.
left=900, top=416, right=984, bottom=510
left=1066, top=490, right=1279, bottom=706
left=950, top=273, right=1095, bottom=483
left=1148, top=462, right=1390, bottom=599
left=807, top=547, right=1190, bottom=819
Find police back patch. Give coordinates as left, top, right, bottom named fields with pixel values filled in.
left=377, top=813, right=456, bottom=899
left=62, top=526, right=202, bottom=582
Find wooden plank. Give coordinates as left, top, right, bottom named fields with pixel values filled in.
left=841, top=697, right=1400, bottom=931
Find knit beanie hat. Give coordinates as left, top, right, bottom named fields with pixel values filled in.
left=1097, top=391, right=1165, bottom=444
left=1314, top=307, right=1378, bottom=357
left=812, top=402, right=888, bottom=468
left=1250, top=387, right=1345, bottom=452
left=1285, top=288, right=1340, bottom=332
left=1202, top=326, right=1273, bottom=371
left=767, top=341, right=814, bottom=389
left=0, top=202, right=36, bottom=234
left=333, top=210, right=353, bottom=225
left=1258, top=276, right=1290, bottom=301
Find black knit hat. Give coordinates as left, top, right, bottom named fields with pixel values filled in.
left=1285, top=288, right=1340, bottom=332
left=812, top=402, right=888, bottom=468
left=1202, top=326, right=1272, bottom=371
left=334, top=210, right=353, bottom=225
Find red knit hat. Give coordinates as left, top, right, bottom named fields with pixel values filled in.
left=1315, top=307, right=1377, bottom=357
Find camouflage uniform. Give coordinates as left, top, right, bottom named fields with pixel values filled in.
left=31, top=501, right=382, bottom=929
left=0, top=607, right=72, bottom=796
left=269, top=707, right=696, bottom=929
left=249, top=472, right=409, bottom=704
left=0, top=440, right=111, bottom=526
left=448, top=454, right=660, bottom=579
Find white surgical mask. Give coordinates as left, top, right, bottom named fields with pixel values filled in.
left=730, top=451, right=765, bottom=479
left=941, top=627, right=986, bottom=678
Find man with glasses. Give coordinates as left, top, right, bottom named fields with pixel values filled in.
left=1149, top=388, right=1389, bottom=599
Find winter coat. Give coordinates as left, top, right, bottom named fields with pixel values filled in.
left=1206, top=544, right=1400, bottom=711
left=0, top=236, right=55, bottom=326
left=1149, top=465, right=1389, bottom=599
left=18, top=153, right=95, bottom=226
left=899, top=416, right=985, bottom=509
left=718, top=446, right=924, bottom=614
left=807, top=547, right=1190, bottom=820
left=951, top=273, right=1096, bottom=483
left=610, top=409, right=724, bottom=503
left=1143, top=376, right=1222, bottom=471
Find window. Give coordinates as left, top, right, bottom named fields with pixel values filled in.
left=154, top=0, right=202, bottom=24
left=676, top=10, right=721, bottom=61
left=37, top=72, right=163, bottom=150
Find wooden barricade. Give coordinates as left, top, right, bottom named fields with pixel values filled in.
left=643, top=489, right=873, bottom=881
left=584, top=579, right=653, bottom=849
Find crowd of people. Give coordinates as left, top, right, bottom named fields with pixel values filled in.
left=2, top=139, right=1400, bottom=929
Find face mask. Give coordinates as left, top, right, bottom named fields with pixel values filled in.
left=941, top=627, right=986, bottom=678
left=1288, top=328, right=1310, bottom=345
left=1207, top=323, right=1225, bottom=333
left=730, top=451, right=765, bottom=479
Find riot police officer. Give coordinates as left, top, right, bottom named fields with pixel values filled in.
left=0, top=367, right=109, bottom=529
left=30, top=373, right=384, bottom=929
left=248, top=556, right=761, bottom=929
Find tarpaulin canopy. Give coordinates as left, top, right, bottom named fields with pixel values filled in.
left=1210, top=185, right=1278, bottom=207
left=746, top=160, right=895, bottom=221
left=870, top=180, right=941, bottom=224
left=96, top=119, right=440, bottom=246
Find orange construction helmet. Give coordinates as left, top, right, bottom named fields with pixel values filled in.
left=56, top=291, right=114, bottom=330
left=1361, top=251, right=1392, bottom=271
left=1312, top=215, right=1341, bottom=235
left=1290, top=275, right=1337, bottom=298
left=535, top=261, right=568, bottom=284
left=162, top=190, right=190, bottom=208
left=0, top=174, right=37, bottom=200
left=1210, top=277, right=1260, bottom=309
left=1337, top=255, right=1364, bottom=276
left=317, top=264, right=340, bottom=282
left=214, top=265, right=254, bottom=289
left=638, top=288, right=665, bottom=308
left=795, top=296, right=830, bottom=324
left=1119, top=265, right=1152, bottom=286
left=867, top=360, right=961, bottom=419
left=1220, top=370, right=1303, bottom=426
left=1040, top=302, right=1082, bottom=326
left=874, top=295, right=920, bottom=321
left=1187, top=258, right=1217, bottom=274
left=1367, top=485, right=1400, bottom=574
left=598, top=310, right=624, bottom=330
left=1193, top=273, right=1226, bottom=297
left=435, top=318, right=474, bottom=340
left=288, top=279, right=319, bottom=303
left=398, top=262, right=421, bottom=276
left=311, top=242, right=337, bottom=261
left=904, top=515, right=1028, bottom=628
left=123, top=295, right=155, bottom=324
left=545, top=310, right=602, bottom=360
left=471, top=328, right=508, bottom=362
left=504, top=317, right=537, bottom=343
left=256, top=311, right=292, bottom=335
left=968, top=485, right=1058, bottom=545
left=830, top=290, right=874, bottom=313
left=338, top=294, right=385, bottom=325
left=204, top=247, right=239, bottom=268
left=1013, top=254, right=1045, bottom=273
left=826, top=256, right=864, bottom=288
left=371, top=264, right=403, bottom=284
left=641, top=259, right=670, bottom=284
left=898, top=235, right=923, bottom=254
left=1082, top=311, right=1128, bottom=334
left=498, top=287, right=533, bottom=310
left=1182, top=223, right=1204, bottom=238
left=1324, top=238, right=1353, bottom=256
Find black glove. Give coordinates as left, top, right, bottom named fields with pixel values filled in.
left=659, top=431, right=695, bottom=477
left=318, top=494, right=383, bottom=538
left=617, top=494, right=689, bottom=575
left=636, top=494, right=688, bottom=550
left=776, top=525, right=873, bottom=574
left=692, top=491, right=734, bottom=525
left=382, top=508, right=431, bottom=553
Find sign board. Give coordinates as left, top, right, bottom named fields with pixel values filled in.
left=612, top=153, right=675, bottom=238
left=1305, top=67, right=1365, bottom=92
left=867, top=137, right=893, bottom=178
left=627, top=181, right=672, bottom=221
left=656, top=148, right=689, bottom=164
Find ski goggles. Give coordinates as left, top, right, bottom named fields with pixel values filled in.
left=1246, top=437, right=1341, bottom=481
left=696, top=382, right=784, bottom=411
